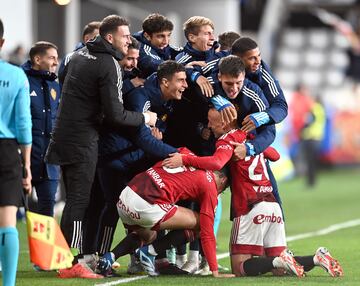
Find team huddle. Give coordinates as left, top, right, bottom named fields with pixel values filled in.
left=15, top=13, right=344, bottom=280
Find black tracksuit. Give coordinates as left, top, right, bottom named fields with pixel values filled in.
left=46, top=35, right=145, bottom=250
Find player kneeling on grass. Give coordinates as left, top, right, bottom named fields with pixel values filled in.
left=162, top=108, right=343, bottom=278
left=97, top=149, right=234, bottom=278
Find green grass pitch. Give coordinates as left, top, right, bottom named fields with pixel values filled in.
left=12, top=167, right=360, bottom=285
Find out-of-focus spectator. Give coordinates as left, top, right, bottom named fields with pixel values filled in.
left=289, top=84, right=326, bottom=187
left=8, top=44, right=26, bottom=66
left=300, top=96, right=326, bottom=187
left=343, top=25, right=360, bottom=93
left=289, top=84, right=314, bottom=145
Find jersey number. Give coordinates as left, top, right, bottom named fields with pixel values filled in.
left=162, top=166, right=196, bottom=174
left=245, top=153, right=269, bottom=181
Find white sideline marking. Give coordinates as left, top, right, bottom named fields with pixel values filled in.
left=95, top=218, right=360, bottom=284
left=216, top=218, right=360, bottom=260
left=94, top=275, right=148, bottom=286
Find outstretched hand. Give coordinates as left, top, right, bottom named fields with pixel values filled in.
left=212, top=270, right=235, bottom=278
left=241, top=114, right=257, bottom=132
left=230, top=141, right=247, bottom=160
left=196, top=76, right=214, bottom=97
left=220, top=106, right=237, bottom=125
left=162, top=153, right=184, bottom=168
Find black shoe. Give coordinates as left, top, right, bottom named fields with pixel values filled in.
left=158, top=263, right=190, bottom=275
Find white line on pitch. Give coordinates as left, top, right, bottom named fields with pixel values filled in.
left=94, top=275, right=148, bottom=286
left=216, top=218, right=360, bottom=260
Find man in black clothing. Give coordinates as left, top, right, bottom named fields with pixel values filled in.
left=46, top=15, right=157, bottom=279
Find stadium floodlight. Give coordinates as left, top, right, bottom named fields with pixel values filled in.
left=54, top=0, right=72, bottom=5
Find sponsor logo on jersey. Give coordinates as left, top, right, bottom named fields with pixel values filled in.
left=147, top=167, right=165, bottom=188
left=30, top=90, right=37, bottom=97
left=253, top=213, right=283, bottom=224
left=117, top=198, right=140, bottom=219
left=217, top=144, right=232, bottom=151
left=206, top=171, right=213, bottom=183
left=252, top=186, right=273, bottom=193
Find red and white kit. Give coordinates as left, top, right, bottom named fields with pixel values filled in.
left=230, top=201, right=286, bottom=256
left=181, top=129, right=285, bottom=256
left=117, top=148, right=220, bottom=272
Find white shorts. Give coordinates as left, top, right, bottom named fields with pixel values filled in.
left=117, top=186, right=177, bottom=230
left=230, top=201, right=286, bottom=256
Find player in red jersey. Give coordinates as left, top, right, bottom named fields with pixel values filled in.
left=96, top=148, right=234, bottom=278
left=163, top=108, right=343, bottom=278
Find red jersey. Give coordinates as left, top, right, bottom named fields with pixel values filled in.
left=127, top=148, right=219, bottom=271
left=182, top=129, right=277, bottom=218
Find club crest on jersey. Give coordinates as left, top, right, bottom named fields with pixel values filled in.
left=50, top=88, right=57, bottom=100
left=160, top=114, right=167, bottom=122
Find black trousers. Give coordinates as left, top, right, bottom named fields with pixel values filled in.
left=60, top=160, right=97, bottom=251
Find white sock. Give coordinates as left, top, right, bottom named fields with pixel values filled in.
left=176, top=254, right=187, bottom=267
left=148, top=244, right=158, bottom=256
left=272, top=257, right=283, bottom=269
left=188, top=250, right=199, bottom=264
left=313, top=255, right=319, bottom=266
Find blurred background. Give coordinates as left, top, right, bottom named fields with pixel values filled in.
left=1, top=0, right=360, bottom=186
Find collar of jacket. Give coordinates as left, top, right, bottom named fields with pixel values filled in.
left=86, top=35, right=124, bottom=61
left=144, top=73, right=173, bottom=112
left=183, top=41, right=219, bottom=60
left=133, top=31, right=170, bottom=59
left=21, top=60, right=57, bottom=81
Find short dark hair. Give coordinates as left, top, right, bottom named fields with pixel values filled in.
left=157, top=60, right=186, bottom=81
left=0, top=19, right=4, bottom=39
left=29, top=41, right=58, bottom=64
left=218, top=55, right=245, bottom=77
left=214, top=166, right=230, bottom=189
left=231, top=37, right=258, bottom=56
left=218, top=31, right=241, bottom=51
left=82, top=21, right=100, bottom=39
left=100, top=15, right=129, bottom=38
left=128, top=36, right=140, bottom=50
left=142, top=13, right=173, bottom=35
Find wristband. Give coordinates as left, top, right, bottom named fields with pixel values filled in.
left=245, top=142, right=255, bottom=156
left=249, top=112, right=270, bottom=127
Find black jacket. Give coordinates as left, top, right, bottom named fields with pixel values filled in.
left=46, top=36, right=144, bottom=164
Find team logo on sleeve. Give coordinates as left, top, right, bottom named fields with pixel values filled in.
left=50, top=88, right=57, bottom=100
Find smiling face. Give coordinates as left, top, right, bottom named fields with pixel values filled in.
left=33, top=47, right=58, bottom=73
left=108, top=25, right=132, bottom=55
left=189, top=24, right=215, bottom=52
left=160, top=71, right=188, bottom=101
left=145, top=30, right=172, bottom=50
left=218, top=72, right=245, bottom=99
left=120, top=48, right=139, bottom=71
left=239, top=47, right=261, bottom=73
